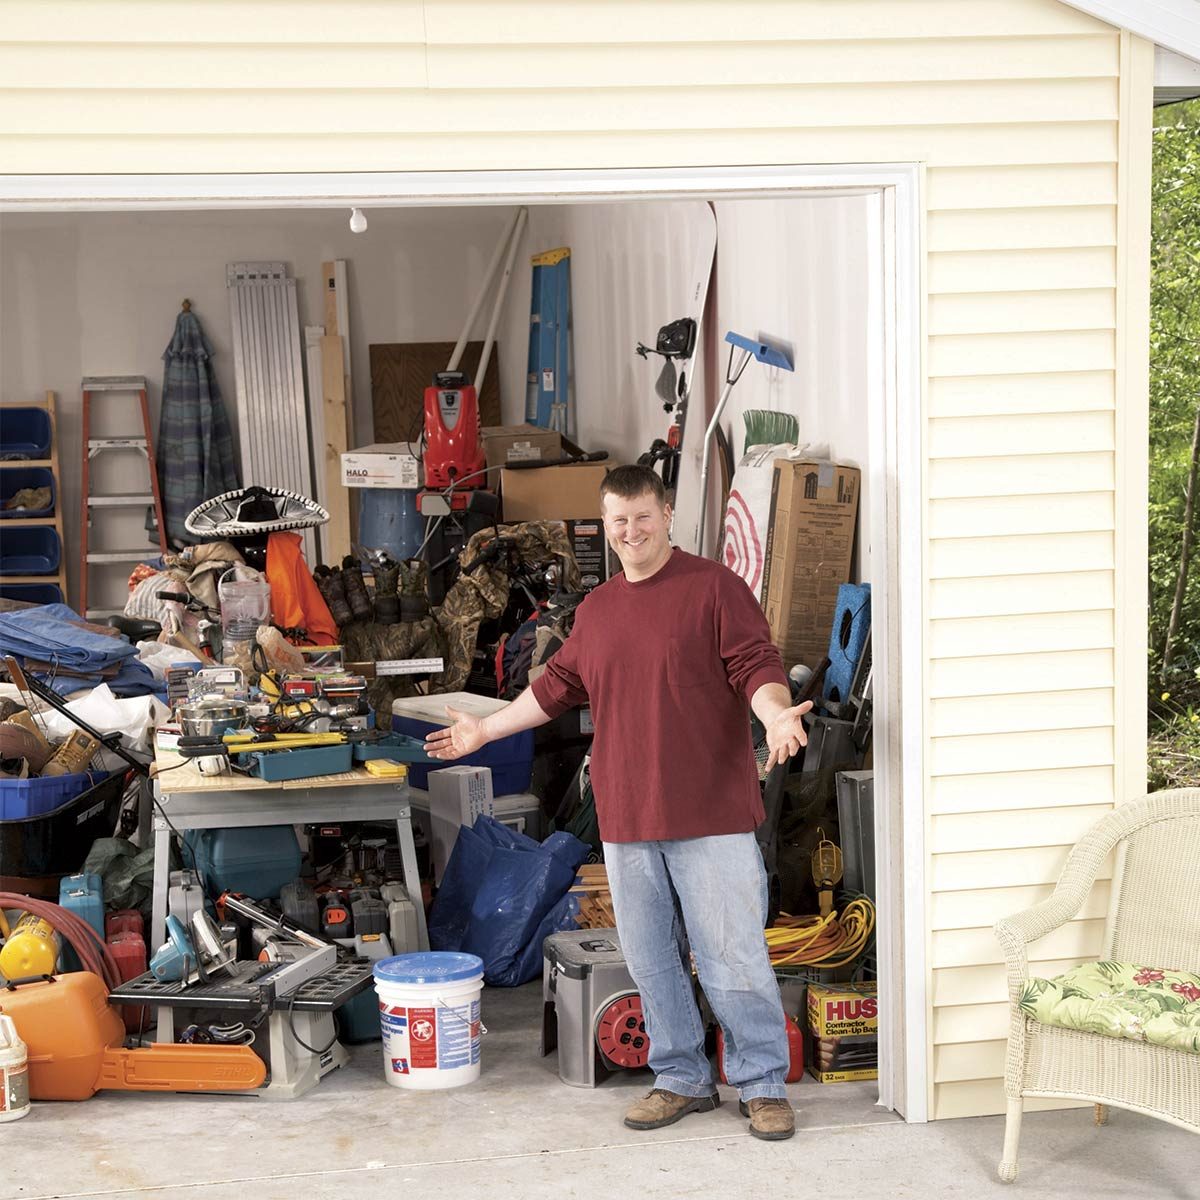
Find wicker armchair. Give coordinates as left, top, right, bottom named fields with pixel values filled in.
left=994, top=788, right=1200, bottom=1182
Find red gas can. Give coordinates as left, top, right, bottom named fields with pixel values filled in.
left=105, top=909, right=143, bottom=940
left=717, top=1015, right=804, bottom=1084
left=106, top=932, right=148, bottom=1034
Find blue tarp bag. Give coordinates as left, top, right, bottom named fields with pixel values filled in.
left=428, top=815, right=588, bottom=986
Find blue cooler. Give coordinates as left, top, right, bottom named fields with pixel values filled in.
left=391, top=693, right=533, bottom=792
left=184, top=827, right=302, bottom=900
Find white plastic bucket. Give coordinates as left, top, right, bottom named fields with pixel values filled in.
left=374, top=952, right=484, bottom=1090
left=0, top=1014, right=30, bottom=1122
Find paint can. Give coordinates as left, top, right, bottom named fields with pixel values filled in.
left=373, top=953, right=484, bottom=1091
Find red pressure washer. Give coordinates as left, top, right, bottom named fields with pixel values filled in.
left=419, top=370, right=486, bottom=510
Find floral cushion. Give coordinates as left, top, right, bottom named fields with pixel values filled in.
left=1020, top=961, right=1200, bottom=1054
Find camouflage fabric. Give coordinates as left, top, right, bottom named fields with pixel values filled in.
left=433, top=521, right=581, bottom=693
left=341, top=615, right=449, bottom=718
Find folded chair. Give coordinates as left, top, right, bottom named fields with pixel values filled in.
left=994, top=788, right=1200, bottom=1182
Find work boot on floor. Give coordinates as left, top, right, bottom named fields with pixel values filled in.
left=397, top=558, right=430, bottom=622
left=738, top=1097, right=795, bottom=1141
left=623, top=1089, right=720, bottom=1131
left=373, top=557, right=401, bottom=625
left=313, top=564, right=352, bottom=628
left=340, top=556, right=373, bottom=623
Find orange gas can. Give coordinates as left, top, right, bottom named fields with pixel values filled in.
left=0, top=972, right=265, bottom=1099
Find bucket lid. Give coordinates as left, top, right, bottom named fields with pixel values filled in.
left=374, top=952, right=483, bottom=985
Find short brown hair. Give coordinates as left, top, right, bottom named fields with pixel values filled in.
left=599, top=464, right=667, bottom=507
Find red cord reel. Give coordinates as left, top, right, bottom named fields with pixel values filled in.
left=595, top=993, right=651, bottom=1070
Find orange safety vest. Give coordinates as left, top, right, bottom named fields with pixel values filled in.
left=265, top=532, right=337, bottom=645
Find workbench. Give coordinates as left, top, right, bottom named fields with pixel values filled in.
left=149, top=750, right=430, bottom=1040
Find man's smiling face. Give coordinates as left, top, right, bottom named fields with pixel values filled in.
left=601, top=487, right=673, bottom=581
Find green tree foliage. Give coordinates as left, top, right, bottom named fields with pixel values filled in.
left=1150, top=99, right=1200, bottom=704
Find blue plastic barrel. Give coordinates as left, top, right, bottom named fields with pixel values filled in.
left=358, top=488, right=425, bottom=562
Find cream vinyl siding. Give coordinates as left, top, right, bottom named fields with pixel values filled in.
left=0, top=0, right=1153, bottom=1121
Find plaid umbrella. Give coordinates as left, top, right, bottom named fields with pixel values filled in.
left=154, top=306, right=240, bottom=545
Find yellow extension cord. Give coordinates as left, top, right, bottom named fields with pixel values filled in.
left=764, top=897, right=876, bottom=968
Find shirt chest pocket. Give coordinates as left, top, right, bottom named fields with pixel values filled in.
left=665, top=635, right=725, bottom=689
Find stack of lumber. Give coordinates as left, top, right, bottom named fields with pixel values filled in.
left=570, top=862, right=614, bottom=928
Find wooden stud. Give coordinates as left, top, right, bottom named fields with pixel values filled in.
left=320, top=334, right=352, bottom=563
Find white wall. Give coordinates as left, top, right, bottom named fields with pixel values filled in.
left=0, top=205, right=517, bottom=606
left=2, top=196, right=871, bottom=607
left=503, top=196, right=873, bottom=567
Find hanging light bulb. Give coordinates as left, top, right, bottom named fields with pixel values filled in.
left=349, top=207, right=368, bottom=233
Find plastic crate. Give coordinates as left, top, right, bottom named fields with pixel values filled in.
left=0, top=407, right=52, bottom=458
left=0, top=770, right=105, bottom=820
left=0, top=582, right=63, bottom=605
left=0, top=467, right=55, bottom=518
left=0, top=526, right=61, bottom=574
left=0, top=770, right=127, bottom=876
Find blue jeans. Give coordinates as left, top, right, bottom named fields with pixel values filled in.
left=603, top=832, right=789, bottom=1101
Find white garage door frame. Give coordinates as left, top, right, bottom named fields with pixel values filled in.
left=0, top=162, right=928, bottom=1121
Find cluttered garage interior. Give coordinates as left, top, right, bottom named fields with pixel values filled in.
left=0, top=182, right=913, bottom=1131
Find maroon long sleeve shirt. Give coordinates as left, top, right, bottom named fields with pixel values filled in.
left=531, top=548, right=787, bottom=843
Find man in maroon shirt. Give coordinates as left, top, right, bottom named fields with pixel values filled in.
left=426, top=465, right=811, bottom=1140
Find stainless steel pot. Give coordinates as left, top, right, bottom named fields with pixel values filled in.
left=177, top=699, right=248, bottom=739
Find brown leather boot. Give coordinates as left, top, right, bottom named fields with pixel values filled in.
left=623, top=1088, right=720, bottom=1131
left=738, top=1097, right=795, bottom=1141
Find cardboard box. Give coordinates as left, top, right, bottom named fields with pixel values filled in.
left=500, top=462, right=615, bottom=591
left=806, top=980, right=878, bottom=1083
left=499, top=461, right=610, bottom=521
left=341, top=442, right=420, bottom=489
left=481, top=424, right=563, bottom=470
left=426, top=766, right=495, bottom=886
left=761, top=460, right=860, bottom=670
left=560, top=518, right=614, bottom=591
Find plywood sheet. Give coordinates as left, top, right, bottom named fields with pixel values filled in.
left=370, top=341, right=501, bottom=446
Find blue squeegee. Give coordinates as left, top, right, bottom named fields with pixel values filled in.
left=695, top=332, right=795, bottom=555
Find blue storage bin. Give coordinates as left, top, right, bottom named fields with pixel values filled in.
left=0, top=526, right=61, bottom=575
left=0, top=582, right=63, bottom=605
left=0, top=771, right=105, bottom=820
left=184, top=826, right=302, bottom=899
left=0, top=407, right=52, bottom=457
left=0, top=467, right=55, bottom=518
left=391, top=713, right=533, bottom=792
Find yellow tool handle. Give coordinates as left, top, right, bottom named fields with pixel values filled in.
left=222, top=732, right=345, bottom=747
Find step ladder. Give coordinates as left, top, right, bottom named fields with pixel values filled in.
left=525, top=247, right=573, bottom=435
left=0, top=390, right=69, bottom=605
left=79, top=376, right=168, bottom=620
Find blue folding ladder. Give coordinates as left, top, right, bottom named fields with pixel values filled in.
left=526, top=247, right=572, bottom=434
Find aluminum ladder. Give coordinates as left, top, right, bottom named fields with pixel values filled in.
left=79, top=375, right=168, bottom=619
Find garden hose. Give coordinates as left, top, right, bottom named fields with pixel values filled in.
left=765, top=897, right=876, bottom=968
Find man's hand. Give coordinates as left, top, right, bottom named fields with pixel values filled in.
left=424, top=706, right=488, bottom=760
left=764, top=701, right=813, bottom=770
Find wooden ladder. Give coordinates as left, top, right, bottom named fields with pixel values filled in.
left=79, top=375, right=168, bottom=619
left=0, top=390, right=69, bottom=605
